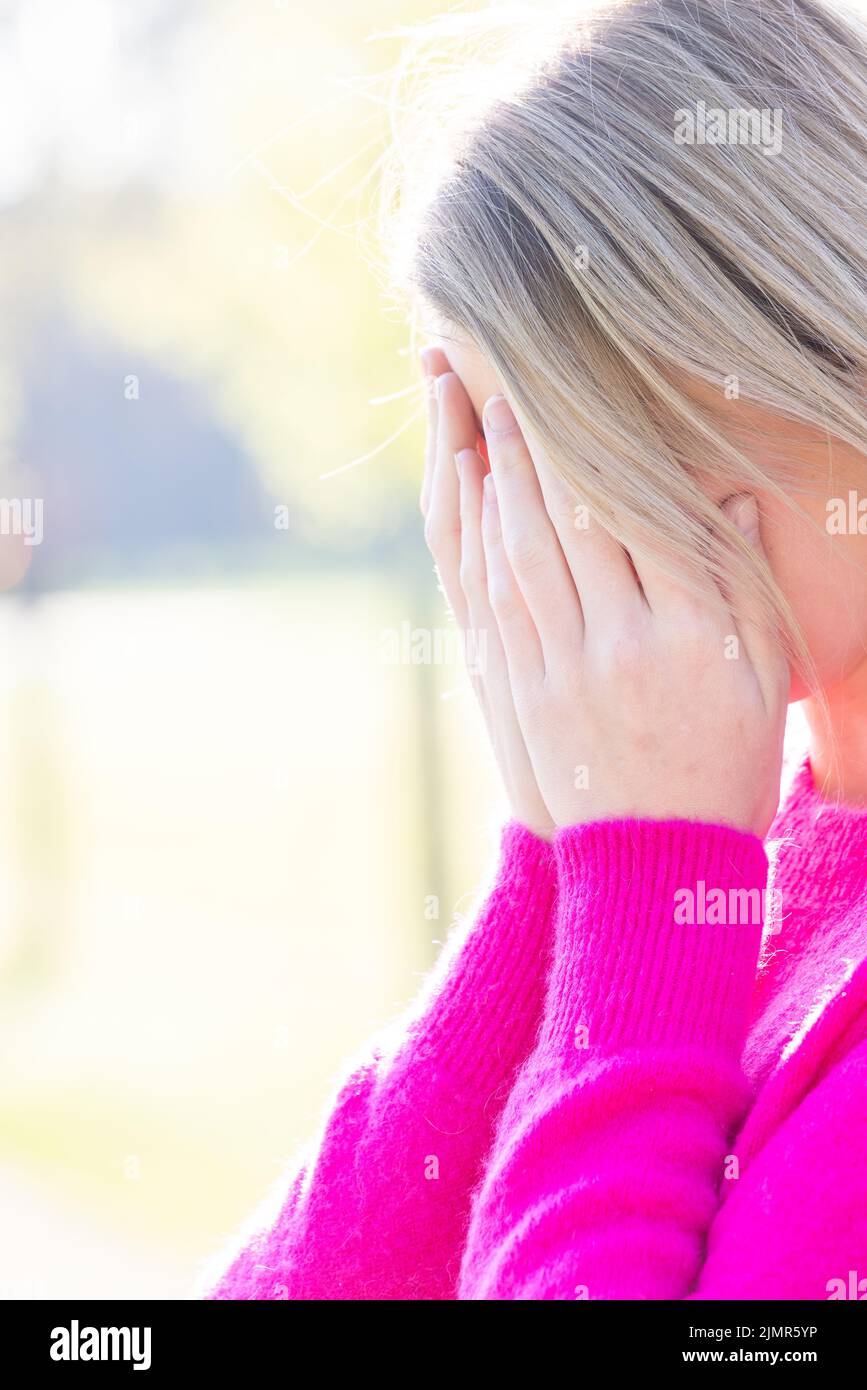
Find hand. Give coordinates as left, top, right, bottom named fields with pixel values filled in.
left=420, top=350, right=554, bottom=840
left=479, top=394, right=789, bottom=838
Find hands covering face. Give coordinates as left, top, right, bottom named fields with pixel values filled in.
left=421, top=350, right=789, bottom=839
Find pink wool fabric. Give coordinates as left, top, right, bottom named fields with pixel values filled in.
left=203, top=757, right=867, bottom=1300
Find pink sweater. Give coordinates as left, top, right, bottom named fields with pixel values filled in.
left=203, top=756, right=867, bottom=1300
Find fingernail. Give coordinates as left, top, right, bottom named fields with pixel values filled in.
left=454, top=448, right=475, bottom=479
left=419, top=347, right=436, bottom=376
left=724, top=492, right=760, bottom=539
left=484, top=395, right=516, bottom=434
left=482, top=472, right=497, bottom=507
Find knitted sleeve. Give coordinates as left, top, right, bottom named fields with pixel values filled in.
left=690, top=1033, right=867, bottom=1300
left=458, top=819, right=771, bottom=1300
left=201, top=822, right=557, bottom=1300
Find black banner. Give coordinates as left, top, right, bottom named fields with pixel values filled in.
left=1, top=1298, right=861, bottom=1375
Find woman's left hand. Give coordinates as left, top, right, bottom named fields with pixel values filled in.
left=479, top=394, right=790, bottom=838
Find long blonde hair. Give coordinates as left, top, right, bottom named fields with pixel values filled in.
left=382, top=0, right=867, bottom=690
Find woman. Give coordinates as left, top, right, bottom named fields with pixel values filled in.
left=202, top=0, right=867, bottom=1299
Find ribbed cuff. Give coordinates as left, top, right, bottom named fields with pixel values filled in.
left=410, top=820, right=557, bottom=1092
left=542, top=819, right=768, bottom=1058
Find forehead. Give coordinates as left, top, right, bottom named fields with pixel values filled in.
left=430, top=330, right=835, bottom=496
left=432, top=330, right=503, bottom=424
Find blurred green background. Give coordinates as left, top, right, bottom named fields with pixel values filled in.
left=0, top=0, right=506, bottom=1297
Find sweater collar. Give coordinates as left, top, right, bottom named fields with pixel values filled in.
left=768, top=753, right=867, bottom=917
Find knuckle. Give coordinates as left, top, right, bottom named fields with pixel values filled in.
left=459, top=555, right=483, bottom=594
left=599, top=628, right=645, bottom=680
left=505, top=526, right=548, bottom=575
left=424, top=512, right=457, bottom=556
left=488, top=573, right=519, bottom=618
left=675, top=616, right=720, bottom=664
left=489, top=433, right=525, bottom=474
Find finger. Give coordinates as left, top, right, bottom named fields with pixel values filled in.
left=456, top=446, right=490, bottom=627
left=457, top=446, right=504, bottom=682
left=460, top=448, right=553, bottom=837
left=482, top=395, right=584, bottom=654
left=419, top=346, right=451, bottom=518
left=530, top=447, right=641, bottom=630
left=481, top=472, right=544, bottom=686
left=426, top=371, right=477, bottom=627
left=628, top=531, right=730, bottom=625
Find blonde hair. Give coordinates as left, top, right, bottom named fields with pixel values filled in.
left=382, top=0, right=867, bottom=694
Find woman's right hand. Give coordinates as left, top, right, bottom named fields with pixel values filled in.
left=420, top=348, right=554, bottom=841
